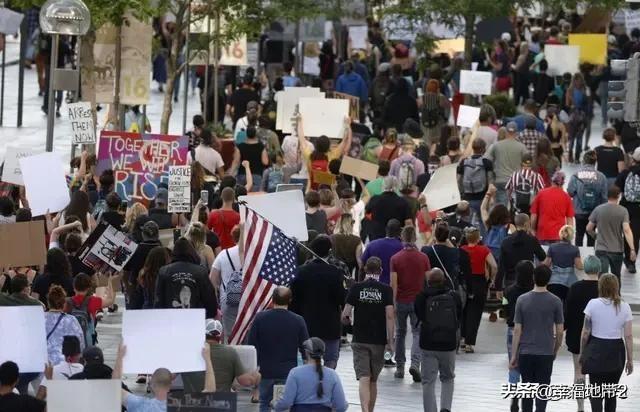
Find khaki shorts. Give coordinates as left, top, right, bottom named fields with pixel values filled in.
left=352, top=342, right=385, bottom=381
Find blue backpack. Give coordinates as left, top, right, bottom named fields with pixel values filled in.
left=484, top=225, right=508, bottom=263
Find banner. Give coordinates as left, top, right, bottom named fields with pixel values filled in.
left=168, top=392, right=237, bottom=412
left=568, top=34, right=607, bottom=65
left=168, top=165, right=191, bottom=213
left=96, top=131, right=188, bottom=203
left=120, top=14, right=152, bottom=105
left=88, top=24, right=117, bottom=104
left=76, top=222, right=138, bottom=273
left=68, top=102, right=96, bottom=144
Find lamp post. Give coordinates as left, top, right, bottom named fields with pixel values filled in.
left=40, top=0, right=90, bottom=152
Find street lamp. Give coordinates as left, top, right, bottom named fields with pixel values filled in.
left=40, top=0, right=90, bottom=152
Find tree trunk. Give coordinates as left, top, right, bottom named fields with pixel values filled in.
left=160, top=4, right=188, bottom=134
left=79, top=29, right=97, bottom=154
left=463, top=13, right=475, bottom=106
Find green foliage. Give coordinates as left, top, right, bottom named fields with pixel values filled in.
left=484, top=93, right=516, bottom=119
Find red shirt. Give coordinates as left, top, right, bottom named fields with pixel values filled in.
left=461, top=244, right=491, bottom=276
left=416, top=210, right=438, bottom=234
left=67, top=294, right=103, bottom=321
left=530, top=186, right=575, bottom=241
left=390, top=247, right=431, bottom=304
left=207, top=209, right=240, bottom=249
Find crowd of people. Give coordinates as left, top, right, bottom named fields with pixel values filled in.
left=1, top=7, right=640, bottom=412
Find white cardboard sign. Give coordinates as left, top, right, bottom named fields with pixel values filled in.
left=122, top=309, right=206, bottom=374
left=1, top=146, right=37, bottom=185
left=298, top=97, right=349, bottom=139
left=19, top=152, right=70, bottom=216
left=68, top=102, right=96, bottom=144
left=239, top=189, right=308, bottom=241
left=456, top=105, right=481, bottom=128
left=459, top=70, right=492, bottom=95
left=545, top=45, right=580, bottom=76
left=276, top=87, right=324, bottom=133
left=422, top=163, right=461, bottom=211
left=0, top=8, right=24, bottom=35
left=349, top=26, right=368, bottom=49
left=168, top=165, right=191, bottom=213
left=0, top=306, right=47, bottom=373
left=47, top=380, right=121, bottom=412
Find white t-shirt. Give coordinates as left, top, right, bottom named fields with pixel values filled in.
left=234, top=116, right=249, bottom=142
left=190, top=145, right=225, bottom=175
left=40, top=361, right=84, bottom=387
left=212, top=246, right=241, bottom=306
left=584, top=298, right=633, bottom=339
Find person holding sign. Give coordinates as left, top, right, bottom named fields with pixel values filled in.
left=486, top=40, right=512, bottom=93
left=0, top=361, right=45, bottom=411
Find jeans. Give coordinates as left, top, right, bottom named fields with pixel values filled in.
left=259, top=378, right=286, bottom=412
left=321, top=339, right=340, bottom=369
left=420, top=350, right=455, bottom=412
left=494, top=182, right=508, bottom=208
left=519, top=354, right=554, bottom=412
left=596, top=250, right=624, bottom=283
left=395, top=302, right=420, bottom=370
left=575, top=214, right=595, bottom=247
left=624, top=214, right=640, bottom=268
left=467, top=198, right=486, bottom=237
left=589, top=369, right=624, bottom=412
left=506, top=327, right=520, bottom=384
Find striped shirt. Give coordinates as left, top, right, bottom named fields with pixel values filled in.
left=505, top=168, right=546, bottom=199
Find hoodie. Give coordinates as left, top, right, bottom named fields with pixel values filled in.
left=414, top=286, right=462, bottom=351
left=335, top=72, right=368, bottom=103
left=496, top=230, right=546, bottom=290
left=154, top=261, right=218, bottom=318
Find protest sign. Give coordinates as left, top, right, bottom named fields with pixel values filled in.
left=329, top=91, right=360, bottom=121
left=276, top=87, right=324, bottom=133
left=456, top=105, right=481, bottom=128
left=220, top=36, right=248, bottom=66
left=434, top=38, right=465, bottom=56
left=459, top=70, right=492, bottom=95
left=76, top=221, right=138, bottom=273
left=96, top=131, right=188, bottom=203
left=298, top=97, right=349, bottom=138
left=349, top=25, right=368, bottom=49
left=422, top=163, right=461, bottom=211
left=68, top=102, right=96, bottom=144
left=19, top=152, right=69, bottom=216
left=231, top=345, right=257, bottom=374
left=0, top=8, right=23, bottom=34
left=0, top=221, right=46, bottom=267
left=48, top=380, right=121, bottom=412
left=168, top=165, right=192, bottom=213
left=626, top=10, right=640, bottom=36
left=339, top=156, right=379, bottom=181
left=0, top=306, right=47, bottom=373
left=122, top=309, right=206, bottom=374
left=1, top=146, right=37, bottom=185
left=239, top=190, right=308, bottom=241
left=168, top=392, right=237, bottom=412
left=90, top=24, right=117, bottom=103
left=544, top=45, right=580, bottom=76
left=568, top=34, right=607, bottom=65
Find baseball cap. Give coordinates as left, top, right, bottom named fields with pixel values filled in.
left=83, top=346, right=104, bottom=365
left=632, top=147, right=640, bottom=163
left=205, top=319, right=223, bottom=338
left=155, top=188, right=168, bottom=206
left=506, top=121, right=518, bottom=133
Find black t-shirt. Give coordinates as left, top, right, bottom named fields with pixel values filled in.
left=595, top=145, right=624, bottom=178
left=0, top=393, right=45, bottom=412
left=619, top=122, right=640, bottom=154
left=346, top=278, right=393, bottom=345
left=148, top=208, right=173, bottom=230
left=238, top=142, right=266, bottom=176
left=365, top=192, right=411, bottom=240
left=100, top=211, right=125, bottom=230
left=230, top=88, right=260, bottom=123
left=32, top=272, right=74, bottom=307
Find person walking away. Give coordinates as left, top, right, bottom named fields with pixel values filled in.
left=390, top=226, right=431, bottom=381
left=587, top=186, right=636, bottom=284
left=191, top=129, right=225, bottom=178
left=460, top=227, right=497, bottom=353
left=568, top=150, right=608, bottom=247
left=566, top=72, right=590, bottom=163
left=543, top=225, right=583, bottom=303
left=510, top=265, right=564, bottom=412
left=365, top=177, right=412, bottom=241
left=485, top=121, right=527, bottom=206
left=389, top=136, right=426, bottom=189
left=248, top=287, right=309, bottom=412
left=335, top=61, right=368, bottom=105
left=45, top=285, right=84, bottom=365
left=595, top=128, right=625, bottom=188
left=456, top=138, right=494, bottom=233
left=503, top=261, right=534, bottom=412
left=565, top=255, right=602, bottom=412
left=512, top=43, right=532, bottom=106
left=505, top=154, right=545, bottom=215
left=236, top=126, right=269, bottom=190
left=342, top=257, right=395, bottom=412
left=361, top=219, right=403, bottom=286
left=517, top=115, right=546, bottom=159
left=0, top=361, right=45, bottom=411
left=544, top=104, right=568, bottom=166
left=207, top=187, right=241, bottom=249
left=614, top=146, right=640, bottom=274
left=414, top=268, right=462, bottom=412
left=421, top=79, right=450, bottom=155
left=534, top=138, right=560, bottom=187
left=580, top=273, right=634, bottom=412
left=530, top=171, right=575, bottom=245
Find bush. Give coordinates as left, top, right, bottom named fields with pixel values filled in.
left=484, top=94, right=517, bottom=119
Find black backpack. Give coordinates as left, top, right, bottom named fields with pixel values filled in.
left=422, top=93, right=444, bottom=129
left=512, top=174, right=534, bottom=213
left=424, top=291, right=458, bottom=347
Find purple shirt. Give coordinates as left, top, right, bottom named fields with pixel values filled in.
left=361, top=237, right=403, bottom=284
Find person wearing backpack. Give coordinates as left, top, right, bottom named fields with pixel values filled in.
left=261, top=150, right=287, bottom=193
left=390, top=136, right=425, bottom=189
left=567, top=150, right=608, bottom=247
left=456, top=138, right=494, bottom=234
left=505, top=154, right=545, bottom=215
left=65, top=273, right=115, bottom=347
left=414, top=268, right=462, bottom=412
left=421, top=79, right=450, bottom=156
left=615, top=146, right=640, bottom=274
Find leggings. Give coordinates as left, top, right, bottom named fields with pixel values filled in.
left=589, top=369, right=624, bottom=412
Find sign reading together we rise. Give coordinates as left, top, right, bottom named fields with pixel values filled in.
left=96, top=131, right=188, bottom=203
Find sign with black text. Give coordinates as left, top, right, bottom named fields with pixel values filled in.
left=68, top=102, right=96, bottom=144
left=168, top=165, right=191, bottom=213
left=168, top=392, right=237, bottom=412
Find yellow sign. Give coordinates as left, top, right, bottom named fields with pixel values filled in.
left=434, top=38, right=465, bottom=56
left=568, top=34, right=607, bottom=65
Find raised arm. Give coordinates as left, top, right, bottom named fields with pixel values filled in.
left=202, top=343, right=216, bottom=392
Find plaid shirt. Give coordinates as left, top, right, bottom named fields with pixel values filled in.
left=517, top=129, right=546, bottom=157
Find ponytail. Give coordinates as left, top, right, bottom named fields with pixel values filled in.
left=315, top=357, right=324, bottom=398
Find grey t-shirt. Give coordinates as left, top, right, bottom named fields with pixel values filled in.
left=589, top=203, right=630, bottom=253
left=485, top=138, right=527, bottom=184
left=514, top=291, right=564, bottom=355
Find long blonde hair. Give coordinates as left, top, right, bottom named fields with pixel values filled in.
left=185, top=222, right=207, bottom=254
left=125, top=203, right=148, bottom=233
left=334, top=213, right=354, bottom=235
left=598, top=273, right=622, bottom=312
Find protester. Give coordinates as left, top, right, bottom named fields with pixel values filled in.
left=505, top=153, right=545, bottom=215
left=614, top=146, right=640, bottom=274
left=517, top=114, right=547, bottom=158
left=361, top=219, right=403, bottom=285
left=0, top=361, right=45, bottom=411
left=123, top=221, right=162, bottom=308
left=207, top=187, right=240, bottom=249
left=390, top=136, right=426, bottom=189
left=331, top=213, right=363, bottom=277
left=0, top=274, right=41, bottom=307
left=457, top=138, right=494, bottom=231
left=543, top=225, right=583, bottom=302
left=32, top=248, right=74, bottom=306
left=595, top=128, right=625, bottom=188
left=566, top=72, right=590, bottom=163
left=45, top=285, right=85, bottom=365
left=305, top=191, right=328, bottom=234
left=66, top=273, right=115, bottom=347
left=36, top=336, right=84, bottom=399
left=422, top=222, right=469, bottom=293
left=137, top=246, right=171, bottom=310
left=365, top=177, right=412, bottom=240
left=191, top=128, right=225, bottom=177
left=530, top=171, right=575, bottom=244
left=485, top=121, right=527, bottom=205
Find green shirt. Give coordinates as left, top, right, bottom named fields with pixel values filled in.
left=365, top=177, right=384, bottom=197
left=181, top=343, right=243, bottom=392
left=0, top=293, right=42, bottom=306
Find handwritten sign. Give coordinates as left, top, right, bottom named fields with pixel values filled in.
left=68, top=102, right=96, bottom=144
left=168, top=165, right=191, bottom=213
left=96, top=131, right=188, bottom=203
left=460, top=70, right=492, bottom=95
left=168, top=392, right=237, bottom=412
left=1, top=146, right=37, bottom=185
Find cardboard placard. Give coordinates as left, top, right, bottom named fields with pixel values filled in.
left=47, top=380, right=121, bottom=412
left=434, top=38, right=465, bottom=56
left=0, top=306, right=47, bottom=373
left=568, top=34, right=607, bottom=65
left=276, top=87, right=324, bottom=133
left=349, top=25, right=368, bottom=49
left=330, top=91, right=360, bottom=121
left=0, top=221, right=46, bottom=268
left=0, top=8, right=24, bottom=35
left=422, top=163, right=461, bottom=211
left=298, top=97, right=349, bottom=138
left=339, top=156, right=379, bottom=181
left=238, top=190, right=308, bottom=241
left=168, top=165, right=192, bottom=213
left=459, top=70, right=492, bottom=95
left=1, top=146, right=37, bottom=185
left=544, top=45, right=580, bottom=76
left=220, top=36, right=248, bottom=66
left=68, top=102, right=96, bottom=144
left=19, top=152, right=69, bottom=216
left=456, top=105, right=481, bottom=128
left=168, top=392, right=237, bottom=412
left=76, top=222, right=138, bottom=273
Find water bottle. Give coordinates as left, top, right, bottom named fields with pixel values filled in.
left=384, top=351, right=392, bottom=361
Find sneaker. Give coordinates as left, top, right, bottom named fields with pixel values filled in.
left=464, top=345, right=475, bottom=353
left=136, top=375, right=147, bottom=384
left=394, top=369, right=404, bottom=379
left=384, top=359, right=396, bottom=367
left=108, top=304, right=118, bottom=313
left=627, top=264, right=637, bottom=274
left=409, top=367, right=421, bottom=383
left=489, top=312, right=498, bottom=322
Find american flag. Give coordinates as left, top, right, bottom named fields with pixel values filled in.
left=228, top=208, right=298, bottom=344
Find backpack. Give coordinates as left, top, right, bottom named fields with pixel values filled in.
left=361, top=137, right=382, bottom=164
left=512, top=173, right=534, bottom=212
left=67, top=295, right=95, bottom=347
left=422, top=93, right=444, bottom=129
left=424, top=291, right=458, bottom=347
left=266, top=167, right=284, bottom=193
left=398, top=159, right=416, bottom=190
left=576, top=177, right=600, bottom=212
left=222, top=250, right=243, bottom=307
left=310, top=158, right=329, bottom=189
left=461, top=157, right=488, bottom=195
left=625, top=172, right=640, bottom=203
left=484, top=225, right=508, bottom=263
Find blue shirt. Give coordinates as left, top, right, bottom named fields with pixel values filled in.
left=274, top=364, right=348, bottom=412
left=506, top=114, right=545, bottom=133
left=126, top=394, right=166, bottom=412
left=361, top=237, right=403, bottom=285
left=335, top=72, right=368, bottom=102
